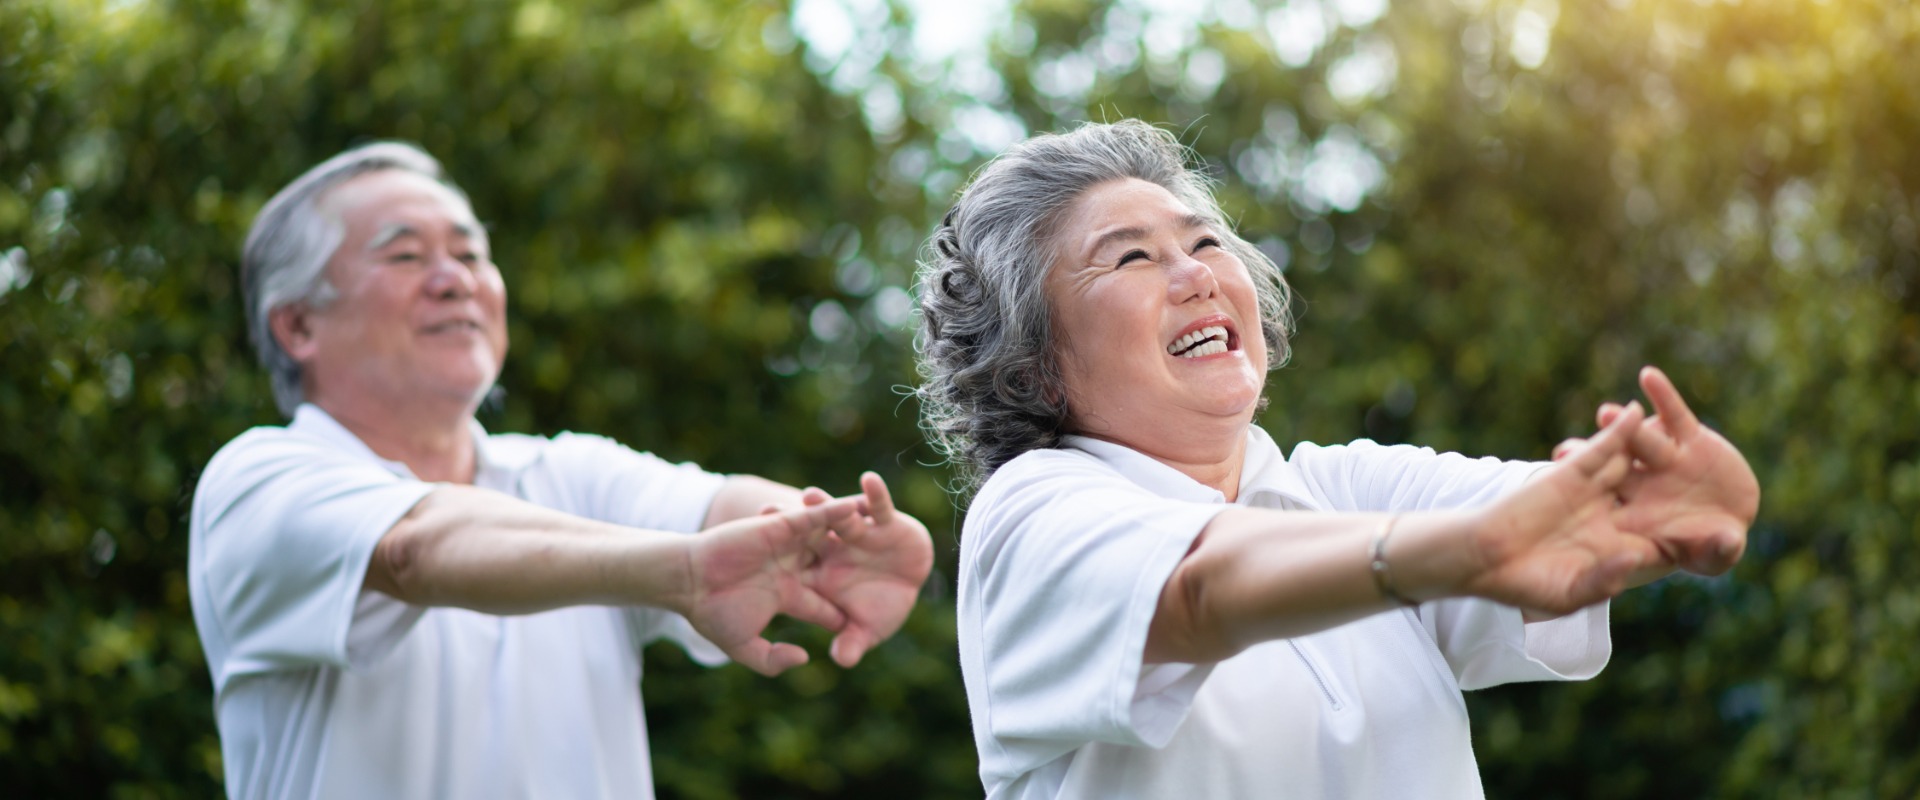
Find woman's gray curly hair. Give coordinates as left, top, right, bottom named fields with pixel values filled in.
left=914, top=120, right=1294, bottom=493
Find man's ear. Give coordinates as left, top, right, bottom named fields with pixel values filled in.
left=269, top=303, right=319, bottom=362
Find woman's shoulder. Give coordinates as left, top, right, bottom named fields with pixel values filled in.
left=976, top=444, right=1124, bottom=505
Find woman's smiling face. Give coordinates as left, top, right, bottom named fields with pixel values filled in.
left=1046, top=178, right=1269, bottom=455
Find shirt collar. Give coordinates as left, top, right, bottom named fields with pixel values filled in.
left=1060, top=425, right=1321, bottom=509
left=286, top=404, right=539, bottom=481
left=1237, top=425, right=1322, bottom=509
left=1061, top=434, right=1227, bottom=504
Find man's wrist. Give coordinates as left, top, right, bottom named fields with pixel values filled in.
left=611, top=528, right=702, bottom=615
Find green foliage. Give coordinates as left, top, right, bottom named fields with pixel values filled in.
left=4, top=0, right=1916, bottom=797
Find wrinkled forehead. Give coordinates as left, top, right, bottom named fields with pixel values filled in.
left=1048, top=178, right=1207, bottom=264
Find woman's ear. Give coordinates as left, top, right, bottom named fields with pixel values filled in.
left=269, top=304, right=319, bottom=362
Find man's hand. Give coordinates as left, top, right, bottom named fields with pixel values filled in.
left=680, top=497, right=865, bottom=676
left=1552, top=366, right=1759, bottom=578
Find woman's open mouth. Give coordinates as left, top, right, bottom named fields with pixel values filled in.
left=1166, top=320, right=1239, bottom=359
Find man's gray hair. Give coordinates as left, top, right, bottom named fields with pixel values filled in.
left=241, top=142, right=469, bottom=417
left=914, top=120, right=1294, bottom=493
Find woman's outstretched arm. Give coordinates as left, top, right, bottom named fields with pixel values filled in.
left=1147, top=402, right=1663, bottom=663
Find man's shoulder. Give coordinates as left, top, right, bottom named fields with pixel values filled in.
left=193, top=422, right=398, bottom=519
left=501, top=430, right=631, bottom=469
left=203, top=423, right=328, bottom=479
left=193, top=424, right=322, bottom=535
left=490, top=430, right=694, bottom=487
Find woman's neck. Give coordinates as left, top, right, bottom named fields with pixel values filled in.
left=1079, top=422, right=1251, bottom=502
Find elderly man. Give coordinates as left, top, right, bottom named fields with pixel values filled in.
left=188, top=142, right=933, bottom=799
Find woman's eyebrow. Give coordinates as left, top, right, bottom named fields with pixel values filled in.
left=1084, top=225, right=1150, bottom=259
left=1083, top=213, right=1214, bottom=259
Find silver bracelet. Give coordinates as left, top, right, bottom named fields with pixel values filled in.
left=1369, top=515, right=1417, bottom=608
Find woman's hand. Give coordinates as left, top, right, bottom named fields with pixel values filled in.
left=681, top=497, right=866, bottom=676
left=806, top=472, right=936, bottom=667
left=1463, top=402, right=1667, bottom=616
left=746, top=473, right=936, bottom=669
left=1552, top=366, right=1759, bottom=579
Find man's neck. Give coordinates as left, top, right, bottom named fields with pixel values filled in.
left=313, top=394, right=480, bottom=484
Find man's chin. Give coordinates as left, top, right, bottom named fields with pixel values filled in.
left=414, top=372, right=501, bottom=411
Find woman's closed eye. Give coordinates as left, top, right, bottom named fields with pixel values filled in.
left=1116, top=249, right=1151, bottom=267
left=1192, top=235, right=1221, bottom=253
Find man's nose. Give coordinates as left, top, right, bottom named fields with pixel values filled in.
left=422, top=252, right=477, bottom=300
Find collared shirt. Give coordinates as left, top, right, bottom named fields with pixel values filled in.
left=958, top=427, right=1609, bottom=800
left=189, top=405, right=727, bottom=800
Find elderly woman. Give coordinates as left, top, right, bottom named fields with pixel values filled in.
left=915, top=121, right=1759, bottom=799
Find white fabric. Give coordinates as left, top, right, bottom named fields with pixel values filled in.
left=189, top=404, right=728, bottom=800
left=959, top=427, right=1611, bottom=800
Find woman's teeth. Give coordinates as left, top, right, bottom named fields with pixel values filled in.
left=1168, top=325, right=1229, bottom=358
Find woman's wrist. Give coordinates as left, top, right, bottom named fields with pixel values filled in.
left=1374, top=511, right=1484, bottom=603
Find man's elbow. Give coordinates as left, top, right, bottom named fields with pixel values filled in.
left=366, top=505, right=433, bottom=603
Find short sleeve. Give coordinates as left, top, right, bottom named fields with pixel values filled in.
left=1286, top=439, right=1544, bottom=513
left=517, top=433, right=730, bottom=662
left=627, top=608, right=730, bottom=667
left=1291, top=439, right=1610, bottom=687
left=960, top=452, right=1227, bottom=778
left=1419, top=599, right=1611, bottom=689
left=190, top=431, right=433, bottom=694
left=517, top=432, right=726, bottom=534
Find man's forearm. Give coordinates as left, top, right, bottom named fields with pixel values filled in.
left=366, top=485, right=693, bottom=615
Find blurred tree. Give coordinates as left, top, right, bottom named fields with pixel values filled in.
left=5, top=0, right=1917, bottom=797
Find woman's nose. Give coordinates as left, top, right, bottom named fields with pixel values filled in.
left=1167, top=251, right=1219, bottom=303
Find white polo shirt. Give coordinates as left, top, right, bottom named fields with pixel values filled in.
left=189, top=404, right=728, bottom=800
left=958, top=427, right=1610, bottom=800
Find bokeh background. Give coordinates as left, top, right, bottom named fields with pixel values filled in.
left=3, top=0, right=1917, bottom=796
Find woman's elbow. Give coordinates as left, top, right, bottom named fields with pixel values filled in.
left=1145, top=559, right=1241, bottom=664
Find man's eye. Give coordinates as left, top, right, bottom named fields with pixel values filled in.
left=1117, top=249, right=1149, bottom=267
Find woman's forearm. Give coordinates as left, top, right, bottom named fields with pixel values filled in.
left=1145, top=508, right=1482, bottom=663
left=1147, top=406, right=1661, bottom=663
left=366, top=485, right=695, bottom=616
left=703, top=474, right=807, bottom=527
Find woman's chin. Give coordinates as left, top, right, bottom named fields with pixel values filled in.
left=1189, top=377, right=1265, bottom=420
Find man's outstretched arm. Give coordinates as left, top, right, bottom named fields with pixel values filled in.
left=364, top=485, right=861, bottom=675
